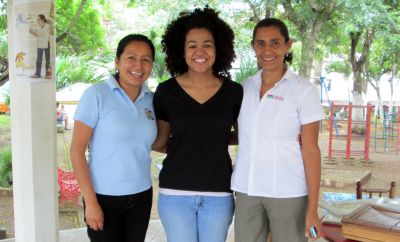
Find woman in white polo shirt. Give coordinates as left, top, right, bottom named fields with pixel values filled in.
left=70, top=34, right=157, bottom=242
left=231, top=18, right=324, bottom=242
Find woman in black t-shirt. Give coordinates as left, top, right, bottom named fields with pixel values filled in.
left=152, top=7, right=243, bottom=242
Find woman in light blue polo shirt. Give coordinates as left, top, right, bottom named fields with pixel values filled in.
left=70, top=34, right=157, bottom=242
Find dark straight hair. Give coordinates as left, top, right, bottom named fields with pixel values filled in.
left=116, top=34, right=155, bottom=60
left=38, top=14, right=47, bottom=23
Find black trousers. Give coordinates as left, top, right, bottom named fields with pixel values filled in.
left=85, top=187, right=153, bottom=242
left=35, top=46, right=50, bottom=76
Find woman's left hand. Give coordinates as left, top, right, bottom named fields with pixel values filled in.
left=305, top=209, right=324, bottom=240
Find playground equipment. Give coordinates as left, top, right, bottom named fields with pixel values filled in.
left=328, top=103, right=400, bottom=161
left=371, top=106, right=400, bottom=154
left=328, top=102, right=372, bottom=161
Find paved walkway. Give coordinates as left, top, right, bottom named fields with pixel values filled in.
left=2, top=220, right=328, bottom=242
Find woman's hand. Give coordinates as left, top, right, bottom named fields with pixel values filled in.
left=85, top=201, right=104, bottom=231
left=305, top=209, right=324, bottom=240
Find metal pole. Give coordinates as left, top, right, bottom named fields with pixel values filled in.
left=364, top=104, right=371, bottom=162
left=328, top=101, right=334, bottom=160
left=346, top=103, right=353, bottom=160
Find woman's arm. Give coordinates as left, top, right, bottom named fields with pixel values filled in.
left=301, top=121, right=324, bottom=240
left=70, top=121, right=103, bottom=231
left=29, top=25, right=38, bottom=37
left=151, top=120, right=171, bottom=153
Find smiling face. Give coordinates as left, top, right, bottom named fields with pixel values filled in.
left=184, top=28, right=216, bottom=74
left=253, top=26, right=292, bottom=73
left=115, top=41, right=153, bottom=90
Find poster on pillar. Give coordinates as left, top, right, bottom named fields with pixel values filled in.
left=12, top=0, right=55, bottom=81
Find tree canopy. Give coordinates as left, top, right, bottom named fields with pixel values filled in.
left=0, top=0, right=398, bottom=102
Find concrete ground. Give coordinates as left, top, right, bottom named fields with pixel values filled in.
left=2, top=220, right=328, bottom=242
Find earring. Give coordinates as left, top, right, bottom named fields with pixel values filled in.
left=285, top=53, right=289, bottom=58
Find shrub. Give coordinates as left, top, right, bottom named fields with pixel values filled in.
left=0, top=145, right=12, bottom=187
left=234, top=58, right=258, bottom=84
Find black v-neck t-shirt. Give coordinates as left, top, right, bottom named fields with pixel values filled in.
left=153, top=77, right=243, bottom=192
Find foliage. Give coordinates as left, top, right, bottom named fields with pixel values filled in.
left=0, top=0, right=6, bottom=31
left=0, top=145, right=12, bottom=187
left=326, top=61, right=352, bottom=78
left=55, top=0, right=107, bottom=55
left=322, top=0, right=399, bottom=102
left=0, top=30, right=7, bottom=58
left=280, top=0, right=339, bottom=78
left=140, top=0, right=219, bottom=15
left=1, top=86, right=9, bottom=106
left=56, top=54, right=110, bottom=90
left=234, top=57, right=258, bottom=84
left=148, top=29, right=170, bottom=83
left=0, top=114, right=10, bottom=128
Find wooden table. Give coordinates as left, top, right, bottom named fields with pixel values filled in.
left=321, top=223, right=358, bottom=242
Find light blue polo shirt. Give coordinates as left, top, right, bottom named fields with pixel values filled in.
left=74, top=75, right=157, bottom=196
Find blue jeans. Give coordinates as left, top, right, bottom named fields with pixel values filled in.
left=158, top=193, right=234, bottom=242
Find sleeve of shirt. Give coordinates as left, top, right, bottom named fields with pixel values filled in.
left=153, top=84, right=169, bottom=122
left=74, top=87, right=99, bottom=128
left=233, top=84, right=244, bottom=122
left=299, top=85, right=324, bottom=125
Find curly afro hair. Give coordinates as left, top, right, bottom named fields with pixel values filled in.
left=161, top=7, right=235, bottom=79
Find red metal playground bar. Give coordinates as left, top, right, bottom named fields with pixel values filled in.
left=328, top=102, right=372, bottom=161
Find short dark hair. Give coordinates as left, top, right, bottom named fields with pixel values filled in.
left=252, top=18, right=293, bottom=64
left=162, top=7, right=235, bottom=78
left=116, top=34, right=155, bottom=60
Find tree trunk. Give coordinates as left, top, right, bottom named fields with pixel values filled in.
left=56, top=0, right=87, bottom=43
left=349, top=30, right=373, bottom=124
left=351, top=70, right=366, bottom=124
left=282, top=1, right=335, bottom=81
left=299, top=33, right=316, bottom=80
left=388, top=54, right=397, bottom=114
left=245, top=0, right=261, bottom=23
left=0, top=69, right=8, bottom=86
left=376, top=89, right=384, bottom=124
left=0, top=56, right=8, bottom=86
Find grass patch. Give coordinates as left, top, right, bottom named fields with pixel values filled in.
left=0, top=115, right=10, bottom=129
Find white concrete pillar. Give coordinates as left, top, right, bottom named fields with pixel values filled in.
left=8, top=0, right=58, bottom=242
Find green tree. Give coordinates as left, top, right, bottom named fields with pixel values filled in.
left=329, top=0, right=396, bottom=108
left=364, top=13, right=400, bottom=118
left=321, top=0, right=399, bottom=126
left=56, top=0, right=107, bottom=54
left=280, top=0, right=337, bottom=80
left=242, top=1, right=339, bottom=81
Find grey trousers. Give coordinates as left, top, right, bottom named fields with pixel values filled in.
left=234, top=192, right=308, bottom=242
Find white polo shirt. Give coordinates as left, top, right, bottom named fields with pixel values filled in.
left=231, top=69, right=324, bottom=198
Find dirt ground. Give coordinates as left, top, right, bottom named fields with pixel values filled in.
left=0, top=125, right=399, bottom=239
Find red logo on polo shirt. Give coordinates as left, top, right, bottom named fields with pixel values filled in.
left=266, top=94, right=284, bottom=101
